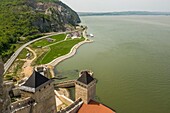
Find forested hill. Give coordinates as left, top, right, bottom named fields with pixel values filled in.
left=0, top=0, right=80, bottom=61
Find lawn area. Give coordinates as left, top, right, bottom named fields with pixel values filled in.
left=31, top=34, right=66, bottom=48
left=17, top=48, right=28, bottom=59
left=34, top=50, right=48, bottom=65
left=40, top=38, right=85, bottom=64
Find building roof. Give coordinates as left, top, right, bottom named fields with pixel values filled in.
left=78, top=100, right=115, bottom=113
left=20, top=70, right=52, bottom=93
left=77, top=71, right=94, bottom=85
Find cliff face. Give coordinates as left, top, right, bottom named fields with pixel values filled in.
left=0, top=63, right=3, bottom=112
left=0, top=63, right=10, bottom=113
left=27, top=0, right=81, bottom=32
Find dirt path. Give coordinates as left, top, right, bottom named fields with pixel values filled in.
left=21, top=47, right=37, bottom=77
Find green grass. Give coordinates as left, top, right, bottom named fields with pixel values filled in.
left=40, top=38, right=84, bottom=64
left=17, top=48, right=28, bottom=59
left=31, top=34, right=66, bottom=48
left=5, top=60, right=25, bottom=80
left=34, top=51, right=49, bottom=65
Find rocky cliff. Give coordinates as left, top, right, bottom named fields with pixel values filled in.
left=0, top=63, right=11, bottom=113
left=27, top=0, right=81, bottom=32
left=0, top=63, right=3, bottom=112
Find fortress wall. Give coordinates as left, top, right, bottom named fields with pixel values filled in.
left=34, top=83, right=56, bottom=113
left=54, top=90, right=74, bottom=106
left=75, top=83, right=88, bottom=104
left=12, top=105, right=32, bottom=113
left=54, top=80, right=75, bottom=88
left=87, top=81, right=96, bottom=103
left=10, top=97, right=33, bottom=111
left=57, top=98, right=83, bottom=113
left=57, top=95, right=73, bottom=105
left=20, top=83, right=57, bottom=113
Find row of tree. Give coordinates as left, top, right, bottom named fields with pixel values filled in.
left=0, top=0, right=43, bottom=61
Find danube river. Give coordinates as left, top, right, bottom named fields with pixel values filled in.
left=56, top=16, right=170, bottom=113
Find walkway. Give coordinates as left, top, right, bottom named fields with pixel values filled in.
left=47, top=29, right=93, bottom=67
left=21, top=47, right=37, bottom=77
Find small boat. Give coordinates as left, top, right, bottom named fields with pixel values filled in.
left=89, top=34, right=94, bottom=37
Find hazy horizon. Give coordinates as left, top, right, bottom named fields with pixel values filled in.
left=77, top=11, right=170, bottom=13
left=61, top=0, right=170, bottom=12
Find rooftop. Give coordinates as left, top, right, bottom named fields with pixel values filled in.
left=77, top=71, right=94, bottom=85
left=20, top=70, right=52, bottom=93
left=78, top=100, right=115, bottom=113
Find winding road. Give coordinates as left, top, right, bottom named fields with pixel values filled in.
left=4, top=30, right=80, bottom=74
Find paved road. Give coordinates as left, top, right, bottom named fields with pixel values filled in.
left=4, top=30, right=80, bottom=74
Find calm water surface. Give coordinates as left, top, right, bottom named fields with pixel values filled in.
left=56, top=16, right=170, bottom=113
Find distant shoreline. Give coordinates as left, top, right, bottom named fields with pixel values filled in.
left=78, top=11, right=170, bottom=16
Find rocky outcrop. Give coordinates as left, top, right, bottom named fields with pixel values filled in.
left=0, top=63, right=3, bottom=112
left=0, top=62, right=11, bottom=113
left=27, top=0, right=81, bottom=32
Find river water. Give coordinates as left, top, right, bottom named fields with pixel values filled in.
left=56, top=16, right=170, bottom=113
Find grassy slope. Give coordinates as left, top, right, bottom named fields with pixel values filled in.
left=17, top=48, right=28, bottom=59
left=40, top=38, right=84, bottom=64
left=32, top=34, right=66, bottom=48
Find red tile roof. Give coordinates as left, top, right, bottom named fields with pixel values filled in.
left=78, top=100, right=115, bottom=113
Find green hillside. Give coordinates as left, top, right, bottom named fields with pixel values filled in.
left=0, top=0, right=80, bottom=62
left=0, top=0, right=35, bottom=61
left=36, top=0, right=59, bottom=2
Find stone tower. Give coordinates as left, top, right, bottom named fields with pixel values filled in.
left=20, top=70, right=56, bottom=113
left=75, top=71, right=97, bottom=104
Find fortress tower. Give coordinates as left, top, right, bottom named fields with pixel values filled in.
left=20, top=70, right=56, bottom=113
left=75, top=71, right=97, bottom=104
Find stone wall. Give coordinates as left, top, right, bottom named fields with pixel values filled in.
left=75, top=83, right=88, bottom=104
left=57, top=98, right=83, bottom=113
left=10, top=97, right=35, bottom=113
left=54, top=90, right=74, bottom=106
left=21, top=91, right=34, bottom=99
left=54, top=80, right=75, bottom=88
left=21, top=83, right=56, bottom=113
left=75, top=80, right=96, bottom=104
left=19, top=81, right=57, bottom=113
left=12, top=105, right=32, bottom=113
left=87, top=81, right=96, bottom=103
